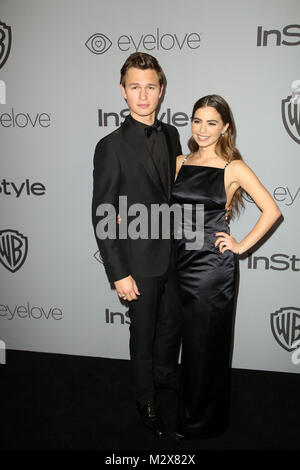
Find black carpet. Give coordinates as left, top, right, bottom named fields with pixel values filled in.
left=1, top=350, right=299, bottom=453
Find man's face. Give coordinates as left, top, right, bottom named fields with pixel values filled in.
left=120, top=67, right=163, bottom=124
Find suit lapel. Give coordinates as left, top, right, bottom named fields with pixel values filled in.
left=161, top=123, right=175, bottom=200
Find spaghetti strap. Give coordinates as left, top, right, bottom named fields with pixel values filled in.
left=175, top=154, right=191, bottom=183
left=182, top=154, right=191, bottom=166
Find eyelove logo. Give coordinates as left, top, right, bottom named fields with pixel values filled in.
left=0, top=229, right=28, bottom=273
left=86, top=33, right=112, bottom=54
left=270, top=307, right=300, bottom=352
left=0, top=108, right=51, bottom=128
left=86, top=28, right=201, bottom=55
left=0, top=20, right=12, bottom=69
left=0, top=178, right=46, bottom=197
left=0, top=302, right=63, bottom=320
left=243, top=185, right=300, bottom=206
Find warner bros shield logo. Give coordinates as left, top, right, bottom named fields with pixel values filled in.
left=282, top=94, right=300, bottom=145
left=0, top=21, right=12, bottom=70
left=270, top=307, right=300, bottom=352
left=0, top=230, right=28, bottom=273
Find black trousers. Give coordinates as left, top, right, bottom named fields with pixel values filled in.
left=128, top=247, right=182, bottom=405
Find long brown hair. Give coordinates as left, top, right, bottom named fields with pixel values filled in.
left=188, top=94, right=244, bottom=219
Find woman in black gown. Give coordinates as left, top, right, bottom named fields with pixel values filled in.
left=171, top=95, right=281, bottom=439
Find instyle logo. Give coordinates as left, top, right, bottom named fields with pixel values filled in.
left=0, top=229, right=28, bottom=273
left=270, top=307, right=300, bottom=352
left=0, top=179, right=46, bottom=197
left=105, top=308, right=130, bottom=325
left=247, top=253, right=299, bottom=271
left=86, top=28, right=201, bottom=55
left=0, top=302, right=63, bottom=320
left=0, top=108, right=51, bottom=128
left=98, top=107, right=189, bottom=128
left=282, top=81, right=300, bottom=144
left=257, top=24, right=300, bottom=46
left=243, top=185, right=300, bottom=206
left=0, top=20, right=12, bottom=69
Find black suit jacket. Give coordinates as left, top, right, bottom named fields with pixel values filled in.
left=92, top=115, right=182, bottom=282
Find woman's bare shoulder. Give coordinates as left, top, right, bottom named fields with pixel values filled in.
left=228, top=159, right=246, bottom=167
left=228, top=159, right=249, bottom=173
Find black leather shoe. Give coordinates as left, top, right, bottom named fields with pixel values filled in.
left=137, top=400, right=166, bottom=438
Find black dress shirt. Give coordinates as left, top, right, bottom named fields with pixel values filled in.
left=129, top=116, right=170, bottom=198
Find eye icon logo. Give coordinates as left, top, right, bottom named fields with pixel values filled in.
left=85, top=33, right=112, bottom=55
left=0, top=20, right=12, bottom=69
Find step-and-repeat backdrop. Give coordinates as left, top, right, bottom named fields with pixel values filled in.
left=0, top=0, right=299, bottom=372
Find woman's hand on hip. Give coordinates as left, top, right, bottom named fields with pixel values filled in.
left=215, top=232, right=241, bottom=254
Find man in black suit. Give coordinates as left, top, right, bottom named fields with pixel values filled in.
left=92, top=53, right=182, bottom=437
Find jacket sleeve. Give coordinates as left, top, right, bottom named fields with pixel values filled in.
left=175, top=127, right=182, bottom=156
left=92, top=137, right=130, bottom=282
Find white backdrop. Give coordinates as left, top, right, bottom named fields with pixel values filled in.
left=0, top=0, right=299, bottom=373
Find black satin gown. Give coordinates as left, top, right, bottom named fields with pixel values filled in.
left=171, top=161, right=237, bottom=438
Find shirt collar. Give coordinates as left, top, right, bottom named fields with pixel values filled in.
left=128, top=115, right=160, bottom=136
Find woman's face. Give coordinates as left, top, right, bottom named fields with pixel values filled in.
left=191, top=106, right=229, bottom=150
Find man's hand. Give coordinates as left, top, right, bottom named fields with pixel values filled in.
left=114, top=275, right=140, bottom=302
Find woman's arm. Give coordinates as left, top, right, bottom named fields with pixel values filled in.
left=216, top=160, right=282, bottom=255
